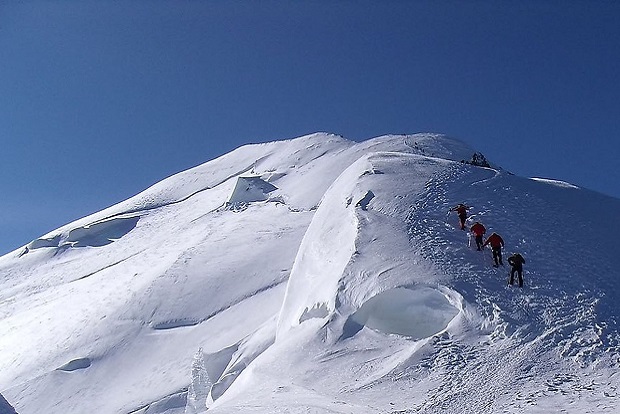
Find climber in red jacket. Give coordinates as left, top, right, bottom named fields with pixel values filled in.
left=483, top=232, right=505, bottom=267
left=470, top=222, right=486, bottom=251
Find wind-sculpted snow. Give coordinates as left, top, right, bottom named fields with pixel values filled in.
left=27, top=235, right=60, bottom=249
left=277, top=151, right=460, bottom=341
left=15, top=215, right=140, bottom=261
left=226, top=176, right=278, bottom=208
left=342, top=287, right=459, bottom=340
left=2, top=132, right=618, bottom=414
left=56, top=357, right=92, bottom=372
left=65, top=216, right=140, bottom=247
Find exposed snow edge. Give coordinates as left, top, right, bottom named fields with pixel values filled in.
left=275, top=154, right=361, bottom=339
left=530, top=177, right=580, bottom=189
left=276, top=150, right=475, bottom=341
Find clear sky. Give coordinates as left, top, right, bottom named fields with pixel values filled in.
left=1, top=0, right=619, bottom=256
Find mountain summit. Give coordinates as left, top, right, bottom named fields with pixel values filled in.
left=1, top=133, right=618, bottom=414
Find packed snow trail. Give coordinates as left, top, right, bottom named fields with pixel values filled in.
left=404, top=162, right=619, bottom=412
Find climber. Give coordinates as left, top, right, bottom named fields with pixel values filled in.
left=470, top=222, right=486, bottom=251
left=507, top=253, right=526, bottom=287
left=449, top=203, right=471, bottom=230
left=483, top=232, right=505, bottom=267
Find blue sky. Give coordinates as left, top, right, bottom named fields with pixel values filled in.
left=1, top=1, right=619, bottom=255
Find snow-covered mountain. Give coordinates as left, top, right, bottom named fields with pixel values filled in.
left=1, top=133, right=618, bottom=414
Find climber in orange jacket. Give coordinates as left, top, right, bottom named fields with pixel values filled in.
left=483, top=232, right=505, bottom=267
left=470, top=222, right=486, bottom=251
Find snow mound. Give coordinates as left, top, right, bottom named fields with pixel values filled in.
left=342, top=287, right=459, bottom=340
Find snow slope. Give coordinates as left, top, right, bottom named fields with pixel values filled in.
left=1, top=133, right=618, bottom=414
